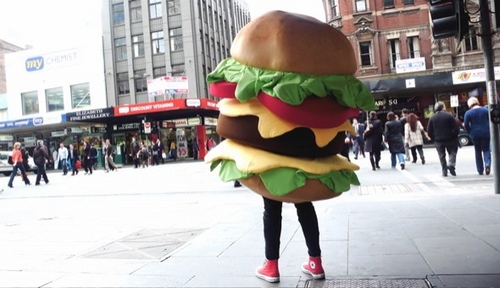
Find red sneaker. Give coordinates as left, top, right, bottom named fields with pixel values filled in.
left=255, top=259, right=280, bottom=283
left=301, top=256, right=325, bottom=279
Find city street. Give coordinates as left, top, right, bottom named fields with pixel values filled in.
left=0, top=146, right=499, bottom=288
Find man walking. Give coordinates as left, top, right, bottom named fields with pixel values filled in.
left=58, top=143, right=69, bottom=176
left=104, top=139, right=119, bottom=172
left=130, top=137, right=140, bottom=168
left=427, top=101, right=460, bottom=177
left=33, top=140, right=50, bottom=185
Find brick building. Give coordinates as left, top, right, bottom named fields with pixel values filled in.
left=324, top=0, right=500, bottom=126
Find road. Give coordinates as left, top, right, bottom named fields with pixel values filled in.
left=0, top=145, right=498, bottom=288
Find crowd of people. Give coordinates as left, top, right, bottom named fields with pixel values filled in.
left=345, top=97, right=491, bottom=177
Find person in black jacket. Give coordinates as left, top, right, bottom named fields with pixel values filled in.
left=427, top=101, right=460, bottom=177
left=363, top=111, right=384, bottom=171
left=33, top=140, right=51, bottom=185
left=385, top=112, right=406, bottom=170
left=82, top=141, right=93, bottom=175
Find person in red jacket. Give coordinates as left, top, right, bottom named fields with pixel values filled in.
left=7, top=142, right=31, bottom=188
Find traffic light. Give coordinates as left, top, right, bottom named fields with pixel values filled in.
left=429, top=0, right=469, bottom=41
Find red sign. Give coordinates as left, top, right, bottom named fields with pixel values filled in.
left=144, top=122, right=151, bottom=134
left=114, top=99, right=218, bottom=117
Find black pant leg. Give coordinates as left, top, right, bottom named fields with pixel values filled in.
left=263, top=197, right=282, bottom=260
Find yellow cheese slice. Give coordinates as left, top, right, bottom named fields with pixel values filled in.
left=205, top=139, right=359, bottom=174
left=218, top=98, right=356, bottom=147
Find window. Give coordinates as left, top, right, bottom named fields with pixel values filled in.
left=115, top=37, right=127, bottom=61
left=150, top=0, right=162, bottom=19
left=134, top=70, right=148, bottom=93
left=117, top=73, right=130, bottom=95
left=46, top=87, right=64, bottom=112
left=403, top=0, right=414, bottom=4
left=168, top=0, right=180, bottom=15
left=113, top=3, right=125, bottom=26
left=153, top=66, right=167, bottom=78
left=71, top=83, right=91, bottom=109
left=355, top=0, right=367, bottom=12
left=464, top=28, right=479, bottom=51
left=130, top=6, right=142, bottom=22
left=152, top=31, right=165, bottom=54
left=388, top=39, right=400, bottom=69
left=359, top=41, right=372, bottom=66
left=170, top=28, right=183, bottom=51
left=21, top=91, right=39, bottom=115
left=133, top=35, right=145, bottom=58
left=384, top=0, right=395, bottom=8
left=408, top=36, right=420, bottom=58
left=331, top=0, right=340, bottom=17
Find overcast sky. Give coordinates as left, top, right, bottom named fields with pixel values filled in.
left=0, top=0, right=325, bottom=49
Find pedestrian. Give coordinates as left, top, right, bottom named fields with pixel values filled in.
left=384, top=112, right=406, bottom=170
left=7, top=142, right=31, bottom=188
left=151, top=140, right=160, bottom=165
left=139, top=142, right=149, bottom=168
left=351, top=118, right=365, bottom=160
left=68, top=144, right=79, bottom=176
left=33, top=140, right=50, bottom=185
left=255, top=197, right=325, bottom=283
left=157, top=138, right=165, bottom=164
left=21, top=147, right=30, bottom=173
left=404, top=113, right=430, bottom=164
left=363, top=111, right=384, bottom=171
left=192, top=137, right=199, bottom=160
left=340, top=131, right=352, bottom=161
left=82, top=141, right=93, bottom=175
left=464, top=97, right=492, bottom=175
left=207, top=136, right=216, bottom=151
left=90, top=144, right=98, bottom=169
left=130, top=137, right=140, bottom=168
left=104, top=139, right=119, bottom=172
left=169, top=140, right=177, bottom=161
left=52, top=148, right=58, bottom=170
left=400, top=108, right=411, bottom=161
left=427, top=101, right=460, bottom=177
left=58, top=143, right=69, bottom=176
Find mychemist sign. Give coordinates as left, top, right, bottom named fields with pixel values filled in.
left=0, top=114, right=66, bottom=130
left=25, top=48, right=79, bottom=72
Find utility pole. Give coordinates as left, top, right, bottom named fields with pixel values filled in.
left=479, top=0, right=500, bottom=194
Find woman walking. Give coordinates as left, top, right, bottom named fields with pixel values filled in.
left=384, top=112, right=406, bottom=170
left=363, top=111, right=384, bottom=171
left=7, top=142, right=31, bottom=188
left=404, top=113, right=430, bottom=164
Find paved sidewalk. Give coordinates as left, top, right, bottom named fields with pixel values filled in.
left=0, top=148, right=499, bottom=288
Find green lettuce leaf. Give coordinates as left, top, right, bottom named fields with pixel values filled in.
left=207, top=58, right=376, bottom=111
left=210, top=159, right=360, bottom=196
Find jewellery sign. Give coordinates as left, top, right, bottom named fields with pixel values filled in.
left=67, top=107, right=114, bottom=122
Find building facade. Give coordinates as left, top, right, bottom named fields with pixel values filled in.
left=101, top=0, right=250, bottom=160
left=324, top=0, right=500, bottom=126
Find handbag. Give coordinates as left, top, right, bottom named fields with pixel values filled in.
left=381, top=142, right=388, bottom=151
left=75, top=160, right=82, bottom=169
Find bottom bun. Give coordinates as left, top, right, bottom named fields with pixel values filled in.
left=239, top=175, right=343, bottom=203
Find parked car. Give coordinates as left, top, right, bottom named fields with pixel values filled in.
left=458, top=129, right=471, bottom=146
left=0, top=151, right=37, bottom=176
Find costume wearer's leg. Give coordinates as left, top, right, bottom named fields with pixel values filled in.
left=410, top=146, right=417, bottom=162
left=472, top=137, right=484, bottom=174
left=435, top=142, right=447, bottom=175
left=263, top=197, right=282, bottom=260
left=294, top=202, right=321, bottom=257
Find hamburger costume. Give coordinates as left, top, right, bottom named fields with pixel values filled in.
left=205, top=11, right=375, bottom=282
